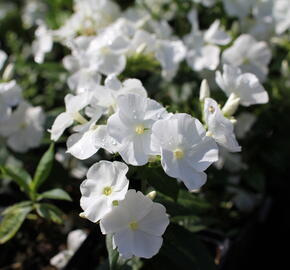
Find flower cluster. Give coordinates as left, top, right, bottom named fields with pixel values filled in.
left=0, top=50, right=44, bottom=152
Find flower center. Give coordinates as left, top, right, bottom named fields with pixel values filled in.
left=135, top=124, right=145, bottom=135
left=173, top=148, right=184, bottom=160
left=20, top=122, right=27, bottom=129
left=129, top=221, right=139, bottom=231
left=103, top=186, right=112, bottom=196
left=208, top=105, right=215, bottom=113
left=100, top=46, right=110, bottom=55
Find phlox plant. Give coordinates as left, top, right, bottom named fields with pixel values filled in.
left=1, top=0, right=290, bottom=269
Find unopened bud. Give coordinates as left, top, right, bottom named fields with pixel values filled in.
left=281, top=60, right=289, bottom=77
left=199, top=79, right=210, bottom=101
left=79, top=212, right=86, bottom=219
left=222, top=93, right=240, bottom=116
left=3, top=63, right=14, bottom=81
left=146, top=190, right=157, bottom=200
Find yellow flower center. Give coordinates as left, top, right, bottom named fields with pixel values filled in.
left=100, top=46, right=110, bottom=55
left=173, top=148, right=184, bottom=160
left=209, top=105, right=215, bottom=113
left=103, top=186, right=112, bottom=196
left=135, top=124, right=145, bottom=135
left=129, top=221, right=139, bottom=231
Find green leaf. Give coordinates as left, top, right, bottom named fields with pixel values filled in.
left=38, top=188, right=72, bottom=201
left=106, top=234, right=119, bottom=270
left=2, top=201, right=32, bottom=216
left=32, top=143, right=55, bottom=192
left=35, top=203, right=64, bottom=224
left=0, top=166, right=32, bottom=195
left=157, top=223, right=217, bottom=269
left=0, top=204, right=32, bottom=244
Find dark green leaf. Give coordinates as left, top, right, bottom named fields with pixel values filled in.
left=0, top=204, right=32, bottom=244
left=35, top=203, right=64, bottom=224
left=106, top=234, right=119, bottom=270
left=158, top=223, right=217, bottom=269
left=38, top=188, right=72, bottom=201
left=0, top=166, right=32, bottom=195
left=32, top=143, right=55, bottom=192
left=2, top=201, right=32, bottom=216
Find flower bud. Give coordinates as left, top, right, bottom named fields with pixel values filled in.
left=222, top=93, right=240, bottom=116
left=281, top=60, right=289, bottom=77
left=79, top=212, right=86, bottom=219
left=199, top=79, right=210, bottom=101
left=3, top=63, right=14, bottom=81
left=146, top=190, right=157, bottom=200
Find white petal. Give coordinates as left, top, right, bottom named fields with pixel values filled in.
left=50, top=112, right=73, bottom=141
left=132, top=231, right=163, bottom=258
left=66, top=129, right=100, bottom=160
left=139, top=203, right=169, bottom=236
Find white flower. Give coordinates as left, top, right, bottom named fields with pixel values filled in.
left=88, top=76, right=147, bottom=114
left=50, top=92, right=91, bottom=141
left=66, top=112, right=103, bottom=160
left=192, top=0, right=216, bottom=7
left=53, top=0, right=120, bottom=40
left=50, top=229, right=87, bottom=269
left=80, top=161, right=129, bottom=223
left=0, top=101, right=44, bottom=152
left=222, top=34, right=271, bottom=82
left=185, top=14, right=230, bottom=72
left=86, top=22, right=131, bottom=76
left=63, top=36, right=101, bottom=93
left=0, top=49, right=7, bottom=71
left=204, top=98, right=241, bottom=152
left=0, top=80, right=22, bottom=121
left=32, top=22, right=53, bottom=64
left=155, top=40, right=187, bottom=80
left=151, top=113, right=218, bottom=191
left=273, top=0, right=290, bottom=34
left=107, top=93, right=167, bottom=166
left=216, top=64, right=269, bottom=106
left=222, top=0, right=252, bottom=19
left=100, top=189, right=169, bottom=259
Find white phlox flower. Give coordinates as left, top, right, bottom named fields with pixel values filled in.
left=86, top=23, right=131, bottom=76
left=204, top=98, right=241, bottom=152
left=88, top=75, right=147, bottom=115
left=0, top=80, right=22, bottom=121
left=192, top=0, right=217, bottom=7
left=222, top=34, right=271, bottom=82
left=273, top=0, right=290, bottom=34
left=0, top=101, right=44, bottom=152
left=63, top=36, right=101, bottom=93
left=107, top=93, right=167, bottom=166
left=222, top=0, right=252, bottom=19
left=100, top=189, right=169, bottom=259
left=0, top=49, right=7, bottom=71
left=216, top=64, right=269, bottom=106
left=155, top=40, right=187, bottom=80
left=53, top=0, right=120, bottom=41
left=32, top=22, right=53, bottom=64
left=50, top=92, right=92, bottom=141
left=185, top=9, right=231, bottom=72
left=151, top=113, right=219, bottom=191
left=66, top=111, right=103, bottom=160
left=80, top=161, right=129, bottom=223
left=50, top=229, right=87, bottom=269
